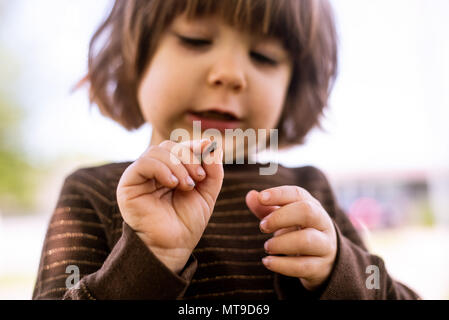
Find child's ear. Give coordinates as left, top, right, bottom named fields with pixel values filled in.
left=245, top=190, right=279, bottom=221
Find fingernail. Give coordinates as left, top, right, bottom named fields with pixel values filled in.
left=170, top=175, right=179, bottom=184
left=264, top=241, right=270, bottom=253
left=260, top=220, right=267, bottom=232
left=197, top=167, right=206, bottom=177
left=262, top=257, right=271, bottom=266
left=261, top=192, right=270, bottom=201
left=186, top=176, right=195, bottom=187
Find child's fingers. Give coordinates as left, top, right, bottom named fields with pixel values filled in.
left=258, top=185, right=320, bottom=207
left=259, top=201, right=329, bottom=233
left=193, top=144, right=224, bottom=209
left=262, top=255, right=322, bottom=280
left=264, top=228, right=331, bottom=256
left=118, top=156, right=179, bottom=195
left=182, top=139, right=223, bottom=181
left=178, top=138, right=211, bottom=157
left=144, top=146, right=200, bottom=190
left=273, top=226, right=299, bottom=237
left=245, top=190, right=280, bottom=221
left=159, top=139, right=208, bottom=182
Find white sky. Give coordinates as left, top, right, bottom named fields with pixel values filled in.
left=2, top=0, right=448, bottom=174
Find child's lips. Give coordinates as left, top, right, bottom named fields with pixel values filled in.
left=186, top=112, right=242, bottom=131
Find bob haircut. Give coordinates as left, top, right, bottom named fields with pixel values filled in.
left=83, top=0, right=338, bottom=148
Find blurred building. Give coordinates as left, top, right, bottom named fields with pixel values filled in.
left=330, top=169, right=449, bottom=230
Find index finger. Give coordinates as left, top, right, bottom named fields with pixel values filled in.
left=258, top=185, right=320, bottom=207
left=260, top=201, right=329, bottom=233
left=174, top=139, right=211, bottom=164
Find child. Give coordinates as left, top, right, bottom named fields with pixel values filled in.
left=32, top=0, right=420, bottom=300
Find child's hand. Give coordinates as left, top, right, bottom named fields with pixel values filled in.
left=117, top=139, right=223, bottom=274
left=246, top=186, right=337, bottom=292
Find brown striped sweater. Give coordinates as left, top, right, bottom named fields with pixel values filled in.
left=32, top=162, right=421, bottom=300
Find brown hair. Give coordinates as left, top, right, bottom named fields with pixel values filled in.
left=83, top=0, right=338, bottom=148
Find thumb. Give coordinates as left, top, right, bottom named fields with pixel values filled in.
left=195, top=144, right=224, bottom=208
left=245, top=190, right=279, bottom=221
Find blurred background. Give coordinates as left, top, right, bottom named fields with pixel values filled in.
left=0, top=0, right=448, bottom=299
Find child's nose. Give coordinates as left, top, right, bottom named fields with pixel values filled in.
left=207, top=54, right=248, bottom=92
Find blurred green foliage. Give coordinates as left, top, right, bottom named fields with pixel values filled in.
left=0, top=1, right=42, bottom=214
left=418, top=199, right=435, bottom=227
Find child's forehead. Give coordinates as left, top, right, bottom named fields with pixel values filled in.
left=171, top=12, right=219, bottom=31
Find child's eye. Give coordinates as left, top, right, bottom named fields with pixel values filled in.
left=251, top=52, right=278, bottom=66
left=177, top=35, right=278, bottom=66
left=178, top=36, right=211, bottom=48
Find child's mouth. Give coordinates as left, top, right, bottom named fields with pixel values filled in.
left=186, top=110, right=241, bottom=131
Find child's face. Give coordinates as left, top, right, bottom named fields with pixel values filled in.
left=137, top=12, right=293, bottom=158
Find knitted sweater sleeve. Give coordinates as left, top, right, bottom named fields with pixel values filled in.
left=32, top=168, right=197, bottom=300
